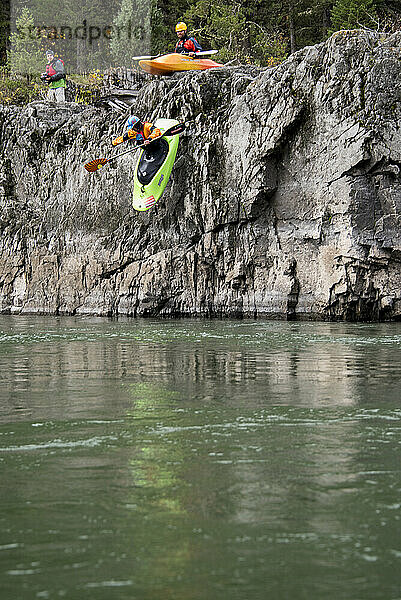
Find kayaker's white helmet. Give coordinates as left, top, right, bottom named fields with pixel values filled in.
left=175, top=22, right=187, bottom=32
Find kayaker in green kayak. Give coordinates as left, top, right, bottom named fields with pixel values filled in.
left=112, top=115, right=162, bottom=147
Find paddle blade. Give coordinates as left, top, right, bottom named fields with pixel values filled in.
left=132, top=54, right=158, bottom=60
left=163, top=122, right=186, bottom=137
left=197, top=49, right=218, bottom=56
left=84, top=158, right=108, bottom=172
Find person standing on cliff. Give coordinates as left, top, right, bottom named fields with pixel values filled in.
left=43, top=50, right=66, bottom=102
left=111, top=115, right=161, bottom=147
left=174, top=22, right=202, bottom=58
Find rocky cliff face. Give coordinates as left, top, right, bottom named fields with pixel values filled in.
left=1, top=30, right=400, bottom=320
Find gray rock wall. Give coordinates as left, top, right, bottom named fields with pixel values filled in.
left=1, top=30, right=400, bottom=320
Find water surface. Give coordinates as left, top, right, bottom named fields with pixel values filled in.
left=0, top=316, right=400, bottom=599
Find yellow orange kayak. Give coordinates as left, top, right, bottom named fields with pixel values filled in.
left=139, top=53, right=224, bottom=76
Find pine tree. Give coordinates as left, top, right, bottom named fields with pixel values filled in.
left=8, top=7, right=43, bottom=79
left=330, top=0, right=381, bottom=32
left=110, top=0, right=151, bottom=66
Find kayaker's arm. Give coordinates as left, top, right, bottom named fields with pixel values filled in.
left=111, top=126, right=161, bottom=147
left=112, top=131, right=140, bottom=146
left=146, top=124, right=162, bottom=140
left=112, top=135, right=124, bottom=146
left=111, top=132, right=136, bottom=146
left=191, top=38, right=203, bottom=53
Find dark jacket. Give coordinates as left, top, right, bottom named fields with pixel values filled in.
left=46, top=59, right=66, bottom=88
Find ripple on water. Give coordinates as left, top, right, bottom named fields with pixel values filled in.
left=0, top=436, right=118, bottom=453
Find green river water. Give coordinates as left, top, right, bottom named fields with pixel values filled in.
left=0, top=315, right=400, bottom=600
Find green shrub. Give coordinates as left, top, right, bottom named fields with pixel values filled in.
left=0, top=72, right=45, bottom=104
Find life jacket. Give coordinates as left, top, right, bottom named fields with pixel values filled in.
left=134, top=122, right=161, bottom=143
left=175, top=36, right=202, bottom=54
left=125, top=122, right=161, bottom=144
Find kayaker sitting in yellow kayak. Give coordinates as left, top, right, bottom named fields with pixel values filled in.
left=112, top=115, right=161, bottom=147
left=175, top=22, right=202, bottom=58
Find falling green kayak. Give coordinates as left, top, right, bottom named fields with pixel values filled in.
left=132, top=118, right=181, bottom=211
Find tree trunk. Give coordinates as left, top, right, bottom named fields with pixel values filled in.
left=0, top=0, right=10, bottom=66
left=289, top=9, right=296, bottom=53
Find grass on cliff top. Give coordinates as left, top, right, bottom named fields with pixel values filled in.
left=0, top=74, right=45, bottom=105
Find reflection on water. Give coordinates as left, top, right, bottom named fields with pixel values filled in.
left=0, top=316, right=400, bottom=599
left=1, top=317, right=401, bottom=418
